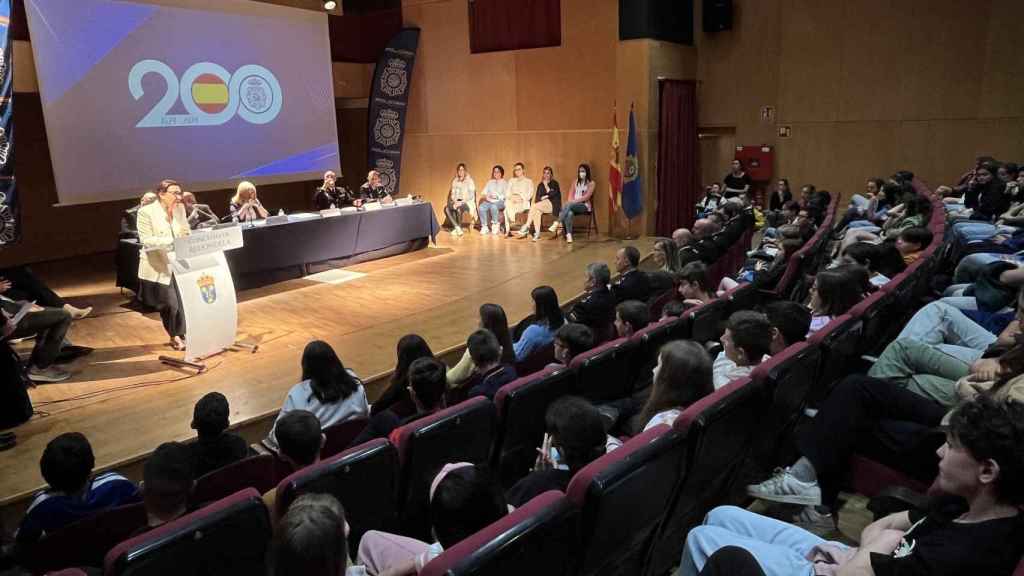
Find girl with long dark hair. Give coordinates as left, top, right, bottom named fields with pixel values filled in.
left=513, top=286, right=565, bottom=361
left=371, top=334, right=434, bottom=417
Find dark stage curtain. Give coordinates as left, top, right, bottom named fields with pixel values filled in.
left=469, top=0, right=561, bottom=54
left=655, top=79, right=699, bottom=237
left=329, top=8, right=404, bottom=63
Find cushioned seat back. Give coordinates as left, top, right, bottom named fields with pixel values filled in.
left=646, top=376, right=766, bottom=576
left=390, top=397, right=497, bottom=540
left=773, top=249, right=807, bottom=299
left=321, top=418, right=369, bottom=459
left=688, top=299, right=727, bottom=343
left=420, top=491, right=579, bottom=576
left=20, top=502, right=146, bottom=575
left=275, top=439, right=398, bottom=550
left=570, top=337, right=639, bottom=403
left=104, top=488, right=271, bottom=576
left=567, top=425, right=686, bottom=576
left=514, top=342, right=555, bottom=378
left=629, top=317, right=686, bottom=387
left=647, top=288, right=675, bottom=320
left=748, top=342, right=822, bottom=471
left=846, top=454, right=930, bottom=499
left=807, top=315, right=862, bottom=405
left=849, top=289, right=894, bottom=357
left=493, top=366, right=575, bottom=487
left=724, top=283, right=757, bottom=316
left=192, top=453, right=277, bottom=507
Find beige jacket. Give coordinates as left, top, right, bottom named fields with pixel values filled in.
left=137, top=201, right=190, bottom=285
left=944, top=372, right=1024, bottom=424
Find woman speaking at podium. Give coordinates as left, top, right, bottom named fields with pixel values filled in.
left=137, top=179, right=190, bottom=351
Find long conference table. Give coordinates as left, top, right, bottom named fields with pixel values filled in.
left=116, top=201, right=440, bottom=291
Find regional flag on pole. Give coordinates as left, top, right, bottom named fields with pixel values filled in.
left=608, top=106, right=623, bottom=231
left=621, top=104, right=643, bottom=219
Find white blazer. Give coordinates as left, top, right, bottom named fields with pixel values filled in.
left=137, top=201, right=190, bottom=285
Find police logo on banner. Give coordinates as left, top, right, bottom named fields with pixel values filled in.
left=374, top=109, right=401, bottom=148
left=0, top=128, right=9, bottom=167
left=381, top=58, right=408, bottom=97
left=374, top=158, right=397, bottom=196
left=0, top=193, right=16, bottom=244
left=197, top=273, right=217, bottom=304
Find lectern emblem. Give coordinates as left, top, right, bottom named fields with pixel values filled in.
left=197, top=273, right=217, bottom=304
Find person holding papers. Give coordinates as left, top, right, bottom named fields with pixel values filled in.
left=1, top=294, right=73, bottom=383
left=137, top=179, right=191, bottom=351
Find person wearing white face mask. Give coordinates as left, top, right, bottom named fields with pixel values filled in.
left=552, top=163, right=595, bottom=243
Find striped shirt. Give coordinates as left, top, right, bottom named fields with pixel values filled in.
left=17, top=472, right=141, bottom=544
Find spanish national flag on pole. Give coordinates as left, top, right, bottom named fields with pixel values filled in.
left=608, top=105, right=623, bottom=234
left=621, top=103, right=643, bottom=220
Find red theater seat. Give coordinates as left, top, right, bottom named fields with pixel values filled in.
left=191, top=453, right=277, bottom=507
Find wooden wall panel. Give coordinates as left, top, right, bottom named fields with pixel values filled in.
left=979, top=0, right=1024, bottom=118
left=776, top=0, right=842, bottom=124
left=836, top=0, right=907, bottom=122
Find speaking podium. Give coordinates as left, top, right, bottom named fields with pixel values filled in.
left=166, top=225, right=247, bottom=366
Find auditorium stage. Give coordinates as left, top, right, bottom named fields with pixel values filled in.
left=0, top=232, right=655, bottom=514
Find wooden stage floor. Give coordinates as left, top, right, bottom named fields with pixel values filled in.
left=1, top=232, right=654, bottom=509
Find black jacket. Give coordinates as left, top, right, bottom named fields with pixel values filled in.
left=611, top=269, right=650, bottom=303
left=534, top=180, right=562, bottom=214
left=568, top=286, right=616, bottom=329
left=965, top=180, right=1009, bottom=222
left=314, top=186, right=353, bottom=210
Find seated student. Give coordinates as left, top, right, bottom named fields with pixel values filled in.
left=721, top=395, right=1024, bottom=576
left=895, top=226, right=932, bottom=265
left=372, top=335, right=434, bottom=418
left=358, top=463, right=507, bottom=575
left=638, top=340, right=714, bottom=431
left=614, top=300, right=650, bottom=340
left=550, top=323, right=594, bottom=368
left=894, top=288, right=1024, bottom=365
left=611, top=246, right=650, bottom=303
left=0, top=266, right=91, bottom=320
left=836, top=242, right=902, bottom=287
left=762, top=301, right=813, bottom=354
left=447, top=304, right=515, bottom=389
left=15, top=433, right=141, bottom=548
left=677, top=262, right=715, bottom=308
left=806, top=266, right=866, bottom=336
left=264, top=410, right=325, bottom=514
left=660, top=300, right=687, bottom=322
left=1, top=296, right=74, bottom=383
left=712, top=311, right=773, bottom=390
left=465, top=329, right=517, bottom=400
left=188, top=392, right=251, bottom=478
left=272, top=493, right=361, bottom=576
left=349, top=358, right=446, bottom=448
left=513, top=286, right=565, bottom=362
left=266, top=341, right=370, bottom=452
left=139, top=442, right=194, bottom=533
left=444, top=163, right=476, bottom=237
left=506, top=396, right=607, bottom=508
left=567, top=263, right=616, bottom=335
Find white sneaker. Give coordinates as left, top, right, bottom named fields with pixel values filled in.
left=549, top=222, right=560, bottom=233
left=455, top=226, right=464, bottom=236
left=64, top=304, right=92, bottom=320
left=746, top=467, right=822, bottom=505
left=531, top=234, right=539, bottom=242
left=480, top=226, right=489, bottom=235
left=565, top=233, right=573, bottom=244
left=28, top=365, right=71, bottom=383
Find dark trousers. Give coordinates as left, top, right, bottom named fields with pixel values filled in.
left=797, top=375, right=947, bottom=509
left=10, top=306, right=72, bottom=369
left=444, top=202, right=471, bottom=229
left=141, top=278, right=186, bottom=338
left=0, top=266, right=65, bottom=308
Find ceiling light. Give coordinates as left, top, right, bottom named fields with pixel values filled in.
left=323, top=1, right=337, bottom=10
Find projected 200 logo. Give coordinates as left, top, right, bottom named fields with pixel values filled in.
left=129, top=60, right=282, bottom=128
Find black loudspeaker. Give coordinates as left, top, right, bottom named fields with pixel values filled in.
left=702, top=0, right=733, bottom=33
left=619, top=0, right=694, bottom=46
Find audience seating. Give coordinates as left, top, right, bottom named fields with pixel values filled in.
left=647, top=376, right=766, bottom=575
left=103, top=488, right=271, bottom=576
left=569, top=336, right=639, bottom=403
left=48, top=571, right=89, bottom=576
left=191, top=453, right=277, bottom=506
left=687, top=299, right=728, bottom=343
left=514, top=342, right=555, bottom=378
left=390, top=397, right=497, bottom=540
left=321, top=418, right=369, bottom=459
left=273, top=438, right=398, bottom=552
left=493, top=365, right=575, bottom=487
left=420, top=491, right=579, bottom=576
left=806, top=314, right=862, bottom=405
left=18, top=502, right=146, bottom=575
left=630, top=316, right=683, bottom=376
left=567, top=424, right=687, bottom=576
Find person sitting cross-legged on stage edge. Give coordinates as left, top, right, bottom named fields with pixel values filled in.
left=552, top=163, right=595, bottom=243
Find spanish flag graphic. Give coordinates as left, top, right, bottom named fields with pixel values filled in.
left=191, top=74, right=229, bottom=114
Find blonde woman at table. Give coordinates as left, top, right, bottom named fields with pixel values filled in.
left=137, top=179, right=191, bottom=350
left=228, top=181, right=269, bottom=222
left=503, top=162, right=533, bottom=237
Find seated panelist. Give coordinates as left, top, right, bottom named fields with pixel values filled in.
left=313, top=170, right=353, bottom=210
left=181, top=192, right=218, bottom=229
left=228, top=181, right=270, bottom=223
left=358, top=170, right=392, bottom=204
left=121, top=191, right=158, bottom=239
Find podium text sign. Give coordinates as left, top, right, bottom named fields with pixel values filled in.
left=170, top=226, right=243, bottom=363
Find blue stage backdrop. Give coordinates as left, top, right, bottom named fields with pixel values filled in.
left=0, top=0, right=18, bottom=245
left=367, top=28, right=420, bottom=198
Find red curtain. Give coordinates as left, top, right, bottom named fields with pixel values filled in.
left=655, top=79, right=699, bottom=237
left=469, top=0, right=561, bottom=54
